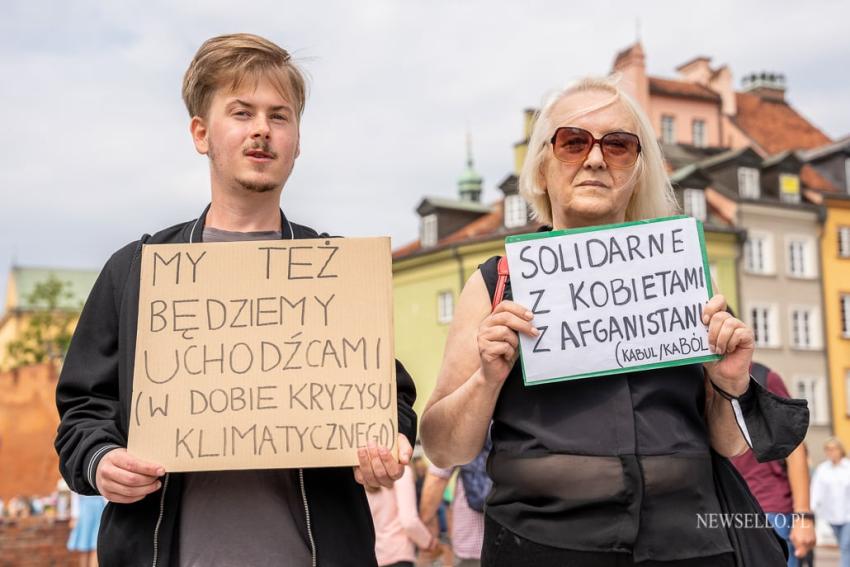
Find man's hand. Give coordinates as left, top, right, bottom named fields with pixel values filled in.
left=353, top=434, right=412, bottom=489
left=95, top=448, right=165, bottom=504
left=790, top=517, right=816, bottom=558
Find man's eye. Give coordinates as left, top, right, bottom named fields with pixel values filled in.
left=234, top=110, right=251, bottom=118
left=271, top=114, right=287, bottom=121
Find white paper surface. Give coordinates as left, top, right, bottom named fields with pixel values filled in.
left=505, top=217, right=717, bottom=385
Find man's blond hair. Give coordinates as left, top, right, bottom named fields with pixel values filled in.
left=182, top=33, right=307, bottom=120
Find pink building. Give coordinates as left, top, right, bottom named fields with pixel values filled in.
left=611, top=42, right=831, bottom=156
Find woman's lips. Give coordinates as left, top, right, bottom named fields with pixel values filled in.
left=577, top=180, right=608, bottom=188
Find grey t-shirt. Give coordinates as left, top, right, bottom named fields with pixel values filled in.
left=179, top=226, right=312, bottom=567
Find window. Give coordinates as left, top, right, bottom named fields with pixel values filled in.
left=790, top=307, right=821, bottom=349
left=504, top=194, right=528, bottom=228
left=744, top=233, right=774, bottom=274
left=842, top=294, right=850, bottom=338
left=749, top=304, right=778, bottom=347
left=661, top=115, right=675, bottom=144
left=779, top=174, right=801, bottom=203
left=437, top=291, right=454, bottom=324
left=796, top=377, right=828, bottom=425
left=692, top=120, right=706, bottom=147
left=738, top=167, right=761, bottom=199
left=683, top=189, right=706, bottom=221
left=786, top=237, right=816, bottom=278
left=421, top=214, right=438, bottom=247
left=839, top=226, right=850, bottom=258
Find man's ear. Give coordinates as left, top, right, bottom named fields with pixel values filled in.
left=190, top=116, right=209, bottom=155
left=295, top=129, right=301, bottom=159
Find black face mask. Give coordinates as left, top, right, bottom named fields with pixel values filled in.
left=738, top=378, right=810, bottom=463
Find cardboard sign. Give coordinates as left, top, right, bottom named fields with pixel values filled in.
left=127, top=237, right=397, bottom=472
left=505, top=216, right=720, bottom=385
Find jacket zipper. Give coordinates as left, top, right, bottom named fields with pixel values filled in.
left=152, top=473, right=170, bottom=567
left=299, top=468, right=317, bottom=567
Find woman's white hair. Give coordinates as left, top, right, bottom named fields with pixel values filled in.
left=518, top=75, right=678, bottom=225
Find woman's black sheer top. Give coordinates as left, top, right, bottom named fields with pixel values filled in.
left=480, top=256, right=732, bottom=562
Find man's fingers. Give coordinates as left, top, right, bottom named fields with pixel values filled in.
left=101, top=478, right=161, bottom=502
left=379, top=446, right=403, bottom=482
left=106, top=466, right=160, bottom=488
left=112, top=450, right=165, bottom=477
left=369, top=445, right=392, bottom=488
left=353, top=467, right=365, bottom=486
left=356, top=447, right=378, bottom=488
left=397, top=435, right=413, bottom=465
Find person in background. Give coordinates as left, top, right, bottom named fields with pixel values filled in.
left=731, top=362, right=816, bottom=566
left=812, top=438, right=850, bottom=567
left=367, top=464, right=441, bottom=567
left=67, top=492, right=107, bottom=567
left=419, top=459, right=485, bottom=567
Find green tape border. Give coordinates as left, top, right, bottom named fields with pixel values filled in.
left=508, top=215, right=722, bottom=386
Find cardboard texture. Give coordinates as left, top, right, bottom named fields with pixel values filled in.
left=127, top=237, right=397, bottom=472
left=505, top=216, right=720, bottom=385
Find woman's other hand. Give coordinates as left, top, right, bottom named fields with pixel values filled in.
left=702, top=294, right=754, bottom=397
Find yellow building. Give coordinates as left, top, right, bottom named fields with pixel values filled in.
left=0, top=266, right=97, bottom=370
left=821, top=194, right=850, bottom=443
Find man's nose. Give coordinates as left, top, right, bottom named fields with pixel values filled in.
left=252, top=116, right=271, bottom=138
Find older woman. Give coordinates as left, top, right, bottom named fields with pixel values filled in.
left=420, top=77, right=756, bottom=566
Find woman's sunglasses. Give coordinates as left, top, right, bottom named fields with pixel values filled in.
left=550, top=127, right=642, bottom=169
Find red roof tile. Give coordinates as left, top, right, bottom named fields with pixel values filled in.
left=732, top=92, right=831, bottom=155
left=649, top=77, right=721, bottom=102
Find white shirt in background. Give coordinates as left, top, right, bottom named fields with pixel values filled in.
left=812, top=458, right=850, bottom=525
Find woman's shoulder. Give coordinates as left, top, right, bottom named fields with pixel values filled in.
left=477, top=255, right=504, bottom=302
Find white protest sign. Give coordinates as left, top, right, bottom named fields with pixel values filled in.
left=127, top=237, right=397, bottom=472
left=504, top=216, right=720, bottom=385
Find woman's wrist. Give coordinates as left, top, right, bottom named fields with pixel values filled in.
left=710, top=374, right=751, bottom=399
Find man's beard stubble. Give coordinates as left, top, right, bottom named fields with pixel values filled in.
left=208, top=141, right=278, bottom=194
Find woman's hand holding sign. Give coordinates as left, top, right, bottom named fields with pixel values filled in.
left=701, top=294, right=754, bottom=397
left=477, top=300, right=539, bottom=386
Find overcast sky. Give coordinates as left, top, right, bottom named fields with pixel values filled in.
left=1, top=0, right=849, bottom=303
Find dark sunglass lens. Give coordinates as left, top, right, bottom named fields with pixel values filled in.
left=601, top=133, right=639, bottom=165
left=554, top=128, right=591, bottom=160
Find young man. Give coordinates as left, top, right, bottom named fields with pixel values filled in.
left=55, top=33, right=417, bottom=567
